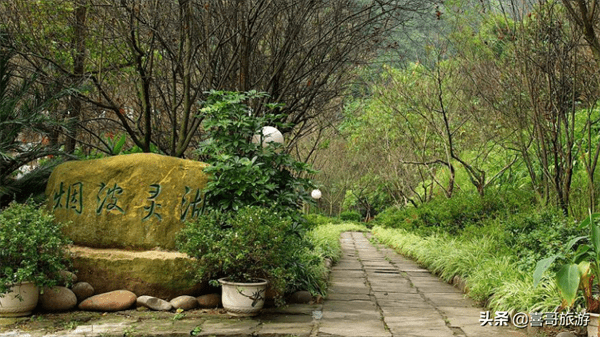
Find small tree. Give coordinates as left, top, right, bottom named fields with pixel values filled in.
left=197, top=90, right=315, bottom=215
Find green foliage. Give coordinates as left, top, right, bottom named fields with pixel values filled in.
left=341, top=190, right=359, bottom=212
left=196, top=90, right=314, bottom=215
left=73, top=133, right=162, bottom=160
left=0, top=49, right=72, bottom=206
left=504, top=210, right=583, bottom=272
left=339, top=211, right=362, bottom=222
left=0, top=202, right=73, bottom=295
left=372, top=188, right=586, bottom=312
left=177, top=206, right=326, bottom=302
left=307, top=223, right=369, bottom=263
left=371, top=205, right=408, bottom=228
left=304, top=214, right=341, bottom=229
left=374, top=190, right=533, bottom=235
left=532, top=213, right=600, bottom=312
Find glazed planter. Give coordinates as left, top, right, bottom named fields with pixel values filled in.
left=218, top=277, right=268, bottom=316
left=0, top=282, right=39, bottom=317
left=589, top=313, right=599, bottom=337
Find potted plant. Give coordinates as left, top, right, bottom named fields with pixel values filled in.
left=534, top=212, right=600, bottom=336
left=177, top=206, right=297, bottom=316
left=0, top=202, right=73, bottom=317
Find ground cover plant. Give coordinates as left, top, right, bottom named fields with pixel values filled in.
left=307, top=222, right=369, bottom=264
left=370, top=189, right=585, bottom=314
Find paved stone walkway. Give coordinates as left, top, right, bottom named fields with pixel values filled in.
left=0, top=231, right=531, bottom=336
left=318, top=232, right=527, bottom=337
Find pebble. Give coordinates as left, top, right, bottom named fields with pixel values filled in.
left=71, top=282, right=95, bottom=302
left=58, top=271, right=77, bottom=285
left=136, top=295, right=173, bottom=311
left=78, top=290, right=136, bottom=311
left=170, top=295, right=198, bottom=310
left=288, top=290, right=312, bottom=304
left=556, top=333, right=577, bottom=337
left=197, top=293, right=221, bottom=308
left=38, top=287, right=77, bottom=311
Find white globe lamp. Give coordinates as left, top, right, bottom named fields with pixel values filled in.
left=252, top=126, right=284, bottom=147
left=311, top=189, right=322, bottom=200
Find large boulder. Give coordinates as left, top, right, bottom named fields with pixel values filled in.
left=70, top=246, right=205, bottom=299
left=46, top=153, right=209, bottom=250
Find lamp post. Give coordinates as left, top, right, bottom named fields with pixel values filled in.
left=310, top=189, right=322, bottom=214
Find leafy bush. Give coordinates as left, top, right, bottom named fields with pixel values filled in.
left=196, top=90, right=314, bottom=215
left=339, top=210, right=361, bottom=222
left=0, top=202, right=73, bottom=295
left=304, top=214, right=341, bottom=229
left=372, top=205, right=408, bottom=228
left=503, top=210, right=583, bottom=272
left=177, top=206, right=326, bottom=302
left=374, top=189, right=534, bottom=235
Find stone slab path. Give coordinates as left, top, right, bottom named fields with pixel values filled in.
left=0, top=231, right=532, bottom=336
left=317, top=232, right=528, bottom=337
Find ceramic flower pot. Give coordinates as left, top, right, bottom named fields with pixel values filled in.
left=218, top=277, right=268, bottom=316
left=0, top=282, right=39, bottom=317
left=588, top=313, right=599, bottom=337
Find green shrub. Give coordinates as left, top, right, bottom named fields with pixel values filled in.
left=196, top=90, right=314, bottom=215
left=374, top=189, right=535, bottom=235
left=304, top=214, right=340, bottom=229
left=73, top=132, right=163, bottom=160
left=339, top=210, right=361, bottom=222
left=503, top=210, right=583, bottom=272
left=371, top=205, right=405, bottom=228
left=0, top=202, right=73, bottom=295
left=177, top=206, right=326, bottom=302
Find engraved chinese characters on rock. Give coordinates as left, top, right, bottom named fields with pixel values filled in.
left=180, top=186, right=203, bottom=221
left=143, top=184, right=162, bottom=221
left=53, top=181, right=84, bottom=214
left=46, top=153, right=210, bottom=250
left=96, top=182, right=125, bottom=214
left=52, top=181, right=204, bottom=222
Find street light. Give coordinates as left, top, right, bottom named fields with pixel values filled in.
left=309, top=189, right=322, bottom=215
left=252, top=126, right=284, bottom=147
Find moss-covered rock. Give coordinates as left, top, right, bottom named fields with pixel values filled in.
left=70, top=246, right=205, bottom=299
left=46, top=153, right=209, bottom=250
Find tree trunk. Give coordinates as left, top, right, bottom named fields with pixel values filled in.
left=65, top=0, right=87, bottom=154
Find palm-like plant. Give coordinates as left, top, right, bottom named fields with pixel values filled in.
left=0, top=47, right=72, bottom=206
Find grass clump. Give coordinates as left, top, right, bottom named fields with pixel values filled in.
left=304, top=213, right=342, bottom=229
left=308, top=222, right=368, bottom=263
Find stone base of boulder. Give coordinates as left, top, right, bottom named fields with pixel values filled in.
left=70, top=246, right=205, bottom=300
